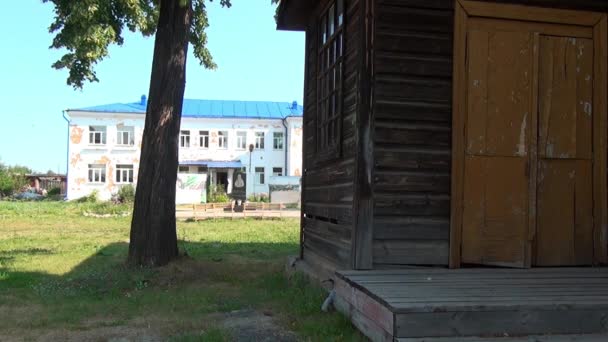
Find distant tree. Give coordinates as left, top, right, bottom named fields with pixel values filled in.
left=44, top=0, right=232, bottom=266
left=0, top=162, right=32, bottom=197
left=8, top=165, right=32, bottom=175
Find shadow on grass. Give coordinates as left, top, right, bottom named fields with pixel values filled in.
left=0, top=240, right=363, bottom=341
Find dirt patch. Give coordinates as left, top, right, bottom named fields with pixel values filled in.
left=153, top=256, right=276, bottom=288
left=221, top=309, right=298, bottom=342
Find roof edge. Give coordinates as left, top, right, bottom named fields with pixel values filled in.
left=277, top=0, right=314, bottom=31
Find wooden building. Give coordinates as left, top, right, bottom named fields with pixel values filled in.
left=278, top=0, right=608, bottom=340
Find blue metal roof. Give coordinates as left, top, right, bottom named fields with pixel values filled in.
left=180, top=160, right=242, bottom=168
left=70, top=98, right=303, bottom=119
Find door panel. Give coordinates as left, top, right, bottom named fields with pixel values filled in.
left=535, top=35, right=595, bottom=266
left=462, top=30, right=534, bottom=267
left=466, top=30, right=533, bottom=157
left=538, top=37, right=593, bottom=159
left=536, top=160, right=593, bottom=265
left=462, top=156, right=529, bottom=267
left=454, top=4, right=608, bottom=268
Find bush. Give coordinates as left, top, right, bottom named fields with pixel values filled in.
left=75, top=190, right=98, bottom=203
left=247, top=193, right=269, bottom=203
left=207, top=184, right=230, bottom=203
left=0, top=173, right=15, bottom=197
left=47, top=187, right=61, bottom=196
left=116, top=184, right=135, bottom=203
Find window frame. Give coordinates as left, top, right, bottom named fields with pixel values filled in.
left=180, top=130, right=191, bottom=148
left=255, top=167, right=265, bottom=185
left=236, top=131, right=247, bottom=150
left=316, top=0, right=345, bottom=161
left=272, top=167, right=283, bottom=177
left=116, top=126, right=134, bottom=146
left=178, top=166, right=189, bottom=173
left=255, top=132, right=265, bottom=150
left=115, top=164, right=134, bottom=183
left=273, top=132, right=284, bottom=150
left=218, top=131, right=228, bottom=149
left=87, top=164, right=106, bottom=183
left=88, top=126, right=107, bottom=145
left=199, top=130, right=209, bottom=149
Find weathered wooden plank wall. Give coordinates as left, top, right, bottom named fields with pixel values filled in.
left=301, top=0, right=362, bottom=269
left=371, top=0, right=455, bottom=266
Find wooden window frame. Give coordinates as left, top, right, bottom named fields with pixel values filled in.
left=315, top=0, right=345, bottom=163
left=450, top=0, right=608, bottom=268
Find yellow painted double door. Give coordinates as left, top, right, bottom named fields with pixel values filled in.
left=461, top=20, right=600, bottom=267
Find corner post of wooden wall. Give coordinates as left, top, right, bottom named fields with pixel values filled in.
left=351, top=0, right=375, bottom=270
left=449, top=0, right=468, bottom=269
left=299, top=25, right=313, bottom=261
left=593, top=14, right=608, bottom=264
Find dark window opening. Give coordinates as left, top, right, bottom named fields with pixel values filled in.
left=316, top=0, right=344, bottom=160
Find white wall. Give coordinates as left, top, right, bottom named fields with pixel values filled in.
left=66, top=111, right=302, bottom=202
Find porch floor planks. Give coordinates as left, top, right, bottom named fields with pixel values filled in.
left=334, top=268, right=608, bottom=341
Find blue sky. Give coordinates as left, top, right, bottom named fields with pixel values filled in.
left=0, top=1, right=304, bottom=173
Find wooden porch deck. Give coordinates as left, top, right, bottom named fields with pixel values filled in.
left=333, top=268, right=608, bottom=341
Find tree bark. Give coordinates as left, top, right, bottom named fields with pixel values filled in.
left=128, top=0, right=191, bottom=266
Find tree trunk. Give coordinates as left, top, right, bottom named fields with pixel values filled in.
left=128, top=0, right=191, bottom=266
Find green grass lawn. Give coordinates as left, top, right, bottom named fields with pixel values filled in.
left=0, top=201, right=363, bottom=341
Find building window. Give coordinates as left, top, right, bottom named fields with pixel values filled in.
left=273, top=167, right=283, bottom=177
left=178, top=166, right=189, bottom=173
left=180, top=130, right=190, bottom=148
left=88, top=126, right=107, bottom=145
left=88, top=164, right=106, bottom=183
left=317, top=0, right=344, bottom=158
left=197, top=166, right=208, bottom=174
left=255, top=167, right=265, bottom=185
left=236, top=131, right=247, bottom=150
left=218, top=131, right=228, bottom=149
left=255, top=132, right=265, bottom=149
left=115, top=164, right=134, bottom=183
left=273, top=132, right=284, bottom=150
left=199, top=130, right=209, bottom=148
left=116, top=126, right=134, bottom=146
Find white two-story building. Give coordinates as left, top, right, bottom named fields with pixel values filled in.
left=64, top=96, right=303, bottom=202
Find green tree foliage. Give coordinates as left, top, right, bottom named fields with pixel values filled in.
left=43, top=0, right=231, bottom=89
left=0, top=162, right=32, bottom=197
left=43, top=0, right=267, bottom=266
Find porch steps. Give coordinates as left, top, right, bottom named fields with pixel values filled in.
left=396, top=334, right=608, bottom=341
left=334, top=268, right=608, bottom=342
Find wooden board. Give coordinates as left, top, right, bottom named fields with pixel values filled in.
left=462, top=156, right=529, bottom=267
left=452, top=2, right=608, bottom=268
left=538, top=36, right=593, bottom=160
left=536, top=160, right=593, bottom=266
left=535, top=34, right=595, bottom=266
left=335, top=268, right=608, bottom=339
left=461, top=28, right=533, bottom=267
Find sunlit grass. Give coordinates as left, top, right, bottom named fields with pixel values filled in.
left=0, top=201, right=363, bottom=341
